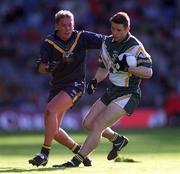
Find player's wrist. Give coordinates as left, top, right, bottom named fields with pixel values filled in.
left=86, top=78, right=98, bottom=95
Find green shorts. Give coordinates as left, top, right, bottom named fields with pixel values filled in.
left=101, top=85, right=141, bottom=115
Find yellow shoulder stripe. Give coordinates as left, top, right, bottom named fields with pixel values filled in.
left=135, top=46, right=149, bottom=58
left=125, top=47, right=134, bottom=54
left=45, top=31, right=82, bottom=54
left=69, top=31, right=82, bottom=52
left=135, top=47, right=144, bottom=57
left=45, top=39, right=64, bottom=53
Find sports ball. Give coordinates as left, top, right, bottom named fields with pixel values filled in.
left=126, top=54, right=137, bottom=67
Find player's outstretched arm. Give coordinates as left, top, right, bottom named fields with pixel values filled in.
left=94, top=67, right=109, bottom=83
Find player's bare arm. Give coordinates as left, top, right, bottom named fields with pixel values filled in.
left=95, top=67, right=109, bottom=83
left=128, top=66, right=153, bottom=79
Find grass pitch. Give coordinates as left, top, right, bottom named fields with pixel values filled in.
left=0, top=127, right=180, bottom=174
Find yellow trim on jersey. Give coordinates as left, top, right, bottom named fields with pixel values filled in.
left=100, top=55, right=109, bottom=69
left=135, top=46, right=149, bottom=58
left=101, top=42, right=111, bottom=69
left=69, top=32, right=81, bottom=52
left=125, top=76, right=129, bottom=87
left=112, top=94, right=131, bottom=103
left=45, top=32, right=82, bottom=54
left=125, top=72, right=132, bottom=87
left=45, top=39, right=64, bottom=53
left=135, top=47, right=143, bottom=57
left=125, top=47, right=134, bottom=54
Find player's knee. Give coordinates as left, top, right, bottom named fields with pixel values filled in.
left=45, top=105, right=56, bottom=118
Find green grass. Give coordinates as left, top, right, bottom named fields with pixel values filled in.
left=0, top=127, right=180, bottom=174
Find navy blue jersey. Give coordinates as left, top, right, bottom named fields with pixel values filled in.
left=40, top=30, right=104, bottom=87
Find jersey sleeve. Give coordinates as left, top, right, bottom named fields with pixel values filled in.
left=39, top=40, right=53, bottom=64
left=97, top=51, right=106, bottom=68
left=81, top=30, right=104, bottom=49
left=135, top=46, right=152, bottom=68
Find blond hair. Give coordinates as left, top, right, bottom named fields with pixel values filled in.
left=55, top=10, right=74, bottom=24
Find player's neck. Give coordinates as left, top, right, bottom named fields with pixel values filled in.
left=114, top=33, right=130, bottom=43
left=56, top=32, right=72, bottom=42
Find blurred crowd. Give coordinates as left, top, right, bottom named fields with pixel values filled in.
left=0, top=0, right=180, bottom=123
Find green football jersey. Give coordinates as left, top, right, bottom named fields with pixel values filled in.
left=99, top=33, right=152, bottom=91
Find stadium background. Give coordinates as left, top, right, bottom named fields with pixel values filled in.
left=0, top=0, right=179, bottom=131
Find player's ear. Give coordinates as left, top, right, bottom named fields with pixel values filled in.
left=126, top=26, right=130, bottom=32
left=72, top=22, right=75, bottom=30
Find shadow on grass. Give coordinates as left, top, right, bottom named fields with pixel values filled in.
left=114, top=156, right=141, bottom=163
left=0, top=167, right=65, bottom=173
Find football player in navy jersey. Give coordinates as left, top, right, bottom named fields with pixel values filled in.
left=54, top=11, right=153, bottom=168
left=28, top=10, right=104, bottom=167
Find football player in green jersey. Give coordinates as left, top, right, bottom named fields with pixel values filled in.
left=53, top=11, right=152, bottom=168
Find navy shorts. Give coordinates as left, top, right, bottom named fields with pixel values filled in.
left=48, top=80, right=85, bottom=105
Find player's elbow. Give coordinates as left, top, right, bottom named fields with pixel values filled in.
left=143, top=68, right=153, bottom=79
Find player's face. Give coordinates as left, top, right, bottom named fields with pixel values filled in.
left=111, top=22, right=129, bottom=42
left=56, top=17, right=74, bottom=41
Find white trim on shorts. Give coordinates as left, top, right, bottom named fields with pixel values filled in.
left=112, top=94, right=132, bottom=109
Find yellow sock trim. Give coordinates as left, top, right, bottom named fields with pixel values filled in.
left=42, top=144, right=51, bottom=149
left=71, top=143, right=78, bottom=152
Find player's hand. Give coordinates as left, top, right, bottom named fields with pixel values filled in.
left=46, top=61, right=58, bottom=72
left=86, top=78, right=98, bottom=95
left=116, top=54, right=129, bottom=72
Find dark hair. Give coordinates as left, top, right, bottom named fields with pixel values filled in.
left=55, top=10, right=74, bottom=24
left=110, top=12, right=130, bottom=28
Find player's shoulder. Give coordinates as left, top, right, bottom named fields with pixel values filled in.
left=121, top=33, right=150, bottom=58
left=39, top=33, right=56, bottom=49
left=104, top=35, right=113, bottom=43
left=125, top=33, right=139, bottom=47
left=45, top=32, right=55, bottom=39
left=128, top=33, right=144, bottom=47
left=43, top=32, right=56, bottom=43
left=105, top=35, right=112, bottom=40
left=125, top=33, right=147, bottom=53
